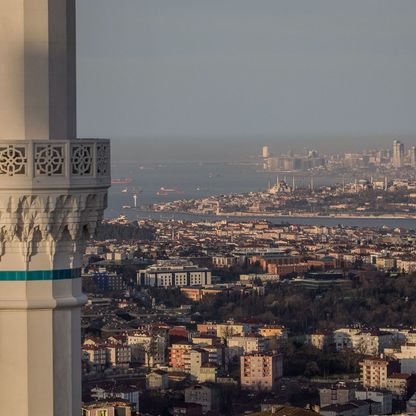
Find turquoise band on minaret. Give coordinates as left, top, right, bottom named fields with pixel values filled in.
left=0, top=269, right=81, bottom=281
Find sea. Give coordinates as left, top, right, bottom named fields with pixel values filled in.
left=107, top=161, right=416, bottom=230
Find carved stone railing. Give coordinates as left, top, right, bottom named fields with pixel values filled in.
left=0, top=139, right=111, bottom=270
left=0, top=139, right=111, bottom=190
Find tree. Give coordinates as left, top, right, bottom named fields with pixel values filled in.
left=304, top=361, right=320, bottom=377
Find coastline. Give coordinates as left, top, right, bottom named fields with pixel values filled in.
left=133, top=208, right=416, bottom=220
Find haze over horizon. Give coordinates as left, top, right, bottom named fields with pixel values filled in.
left=77, top=0, right=416, bottom=160
left=109, top=135, right=416, bottom=163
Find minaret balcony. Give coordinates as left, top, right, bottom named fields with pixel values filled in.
left=0, top=138, right=110, bottom=190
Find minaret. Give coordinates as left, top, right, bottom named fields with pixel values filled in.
left=0, top=2, right=110, bottom=416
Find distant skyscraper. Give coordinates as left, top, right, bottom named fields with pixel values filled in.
left=0, top=1, right=110, bottom=415
left=411, top=146, right=416, bottom=168
left=262, top=146, right=270, bottom=158
left=392, top=140, right=404, bottom=168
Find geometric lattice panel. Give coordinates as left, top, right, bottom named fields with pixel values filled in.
left=96, top=143, right=110, bottom=176
left=35, top=144, right=65, bottom=176
left=0, top=145, right=27, bottom=176
left=71, top=144, right=93, bottom=176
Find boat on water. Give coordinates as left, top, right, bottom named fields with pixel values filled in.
left=112, top=177, right=133, bottom=185
left=121, top=188, right=128, bottom=193
left=156, top=187, right=184, bottom=196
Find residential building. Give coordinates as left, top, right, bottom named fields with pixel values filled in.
left=212, top=255, right=237, bottom=268
left=360, top=358, right=399, bottom=389
left=184, top=384, right=219, bottom=413
left=127, top=331, right=166, bottom=367
left=320, top=401, right=370, bottom=416
left=106, top=344, right=131, bottom=369
left=201, top=345, right=224, bottom=368
left=257, top=325, right=288, bottom=349
left=197, top=323, right=217, bottom=336
left=386, top=373, right=416, bottom=399
left=240, top=353, right=283, bottom=391
left=83, top=270, right=126, bottom=292
left=146, top=370, right=169, bottom=390
left=227, top=334, right=267, bottom=354
left=216, top=322, right=251, bottom=339
left=170, top=342, right=192, bottom=370
left=90, top=386, right=139, bottom=412
left=387, top=343, right=416, bottom=374
left=189, top=348, right=209, bottom=379
left=191, top=334, right=221, bottom=347
left=138, top=260, right=211, bottom=287
left=180, top=287, right=223, bottom=301
left=82, top=401, right=132, bottom=416
left=198, top=364, right=218, bottom=383
left=334, top=328, right=394, bottom=355
left=319, top=388, right=354, bottom=407
left=354, top=390, right=392, bottom=414
left=83, top=344, right=107, bottom=372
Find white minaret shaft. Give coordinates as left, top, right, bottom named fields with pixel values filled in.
left=0, top=2, right=110, bottom=416
left=0, top=0, right=76, bottom=140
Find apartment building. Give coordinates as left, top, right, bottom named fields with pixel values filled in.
left=319, top=387, right=392, bottom=414
left=127, top=331, right=166, bottom=367
left=146, top=370, right=169, bottom=390
left=82, top=344, right=107, bottom=372
left=198, top=364, right=217, bottom=383
left=216, top=322, right=251, bottom=339
left=184, top=384, right=219, bottom=413
left=355, top=390, right=392, bottom=414
left=334, top=328, right=394, bottom=355
left=319, top=388, right=354, bottom=407
left=196, top=323, right=217, bottom=336
left=90, top=386, right=140, bottom=412
left=360, top=358, right=399, bottom=389
left=258, top=325, right=288, bottom=349
left=386, top=373, right=416, bottom=399
left=82, top=401, right=132, bottom=416
left=170, top=342, right=192, bottom=370
left=138, top=260, right=211, bottom=287
left=189, top=348, right=209, bottom=379
left=240, top=353, right=283, bottom=391
left=227, top=334, right=267, bottom=354
left=106, top=343, right=131, bottom=369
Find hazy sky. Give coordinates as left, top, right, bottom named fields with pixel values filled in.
left=77, top=0, right=416, bottom=144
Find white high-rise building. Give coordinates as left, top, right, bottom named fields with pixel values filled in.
left=262, top=146, right=270, bottom=158
left=0, top=2, right=110, bottom=415
left=392, top=140, right=404, bottom=168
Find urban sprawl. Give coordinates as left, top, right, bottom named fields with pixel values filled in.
left=82, top=211, right=416, bottom=415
